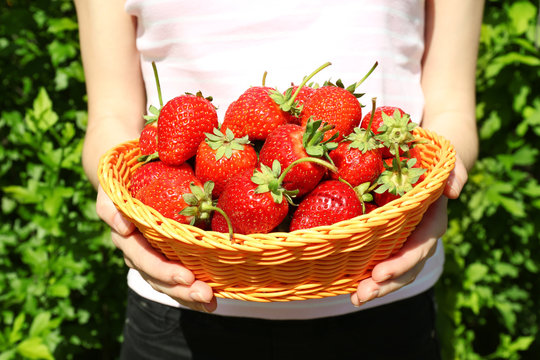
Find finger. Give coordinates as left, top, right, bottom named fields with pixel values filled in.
left=351, top=260, right=426, bottom=306
left=371, top=197, right=447, bottom=282
left=111, top=230, right=196, bottom=286
left=444, top=154, right=468, bottom=199
left=370, top=229, right=439, bottom=283
left=351, top=197, right=448, bottom=306
left=354, top=248, right=433, bottom=304
left=96, top=184, right=135, bottom=236
left=140, top=274, right=217, bottom=313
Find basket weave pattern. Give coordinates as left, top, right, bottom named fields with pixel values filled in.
left=98, top=127, right=455, bottom=302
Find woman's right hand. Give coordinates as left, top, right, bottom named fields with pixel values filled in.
left=96, top=185, right=217, bottom=313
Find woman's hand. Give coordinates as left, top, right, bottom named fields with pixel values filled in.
left=96, top=185, right=217, bottom=312
left=351, top=154, right=468, bottom=306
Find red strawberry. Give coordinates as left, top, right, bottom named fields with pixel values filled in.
left=195, top=128, right=258, bottom=198
left=366, top=107, right=416, bottom=159
left=329, top=98, right=384, bottom=187
left=300, top=62, right=378, bottom=142
left=129, top=160, right=194, bottom=199
left=221, top=86, right=288, bottom=141
left=211, top=162, right=292, bottom=235
left=300, top=84, right=362, bottom=142
left=373, top=190, right=400, bottom=207
left=364, top=202, right=378, bottom=213
left=139, top=61, right=164, bottom=157
left=373, top=157, right=427, bottom=206
left=222, top=63, right=331, bottom=141
left=158, top=92, right=218, bottom=165
left=289, top=180, right=365, bottom=231
left=258, top=119, right=338, bottom=197
left=360, top=106, right=406, bottom=135
left=329, top=142, right=383, bottom=187
left=383, top=154, right=427, bottom=184
left=139, top=172, right=206, bottom=224
left=408, top=145, right=424, bottom=168
left=328, top=105, right=385, bottom=188
left=139, top=123, right=158, bottom=156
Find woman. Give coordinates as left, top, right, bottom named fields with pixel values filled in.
left=75, top=0, right=483, bottom=358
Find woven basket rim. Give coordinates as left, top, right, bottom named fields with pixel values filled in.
left=98, top=127, right=456, bottom=252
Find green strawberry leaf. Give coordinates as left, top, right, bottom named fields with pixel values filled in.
left=204, top=128, right=250, bottom=160
left=376, top=157, right=426, bottom=196
left=252, top=161, right=298, bottom=204
left=179, top=182, right=215, bottom=224
left=375, top=110, right=417, bottom=155
left=143, top=105, right=160, bottom=125
left=303, top=118, right=339, bottom=158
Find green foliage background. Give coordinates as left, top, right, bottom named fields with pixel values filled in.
left=0, top=0, right=538, bottom=359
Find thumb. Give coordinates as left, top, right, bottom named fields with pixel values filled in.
left=96, top=184, right=135, bottom=236
left=444, top=154, right=468, bottom=199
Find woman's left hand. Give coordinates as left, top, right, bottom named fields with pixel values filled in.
left=351, top=154, right=468, bottom=306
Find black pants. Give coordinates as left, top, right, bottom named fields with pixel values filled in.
left=120, top=288, right=441, bottom=360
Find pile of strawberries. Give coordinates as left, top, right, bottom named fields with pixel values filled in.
left=129, top=62, right=426, bottom=241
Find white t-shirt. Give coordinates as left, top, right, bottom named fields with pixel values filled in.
left=124, top=0, right=444, bottom=320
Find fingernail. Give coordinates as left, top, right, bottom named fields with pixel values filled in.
left=190, top=292, right=206, bottom=303
left=202, top=303, right=215, bottom=313
left=360, top=290, right=379, bottom=303
left=377, top=274, right=392, bottom=282
left=173, top=274, right=188, bottom=285
left=113, top=212, right=132, bottom=234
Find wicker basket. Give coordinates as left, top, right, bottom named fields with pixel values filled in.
left=98, top=127, right=455, bottom=302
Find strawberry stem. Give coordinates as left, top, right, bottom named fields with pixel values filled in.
left=262, top=71, right=268, bottom=87
left=278, top=157, right=338, bottom=184
left=201, top=203, right=234, bottom=242
left=393, top=143, right=403, bottom=183
left=288, top=62, right=332, bottom=107
left=151, top=61, right=163, bottom=108
left=363, top=97, right=377, bottom=142
left=352, top=61, right=378, bottom=91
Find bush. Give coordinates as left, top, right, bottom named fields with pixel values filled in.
left=0, top=1, right=126, bottom=359
left=436, top=1, right=540, bottom=359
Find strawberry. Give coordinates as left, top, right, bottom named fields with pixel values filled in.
left=329, top=141, right=383, bottom=187
left=372, top=106, right=426, bottom=207
left=328, top=99, right=385, bottom=187
left=384, top=153, right=427, bottom=184
left=300, top=62, right=378, bottom=142
left=221, top=85, right=288, bottom=141
left=139, top=123, right=158, bottom=156
left=211, top=162, right=293, bottom=235
left=364, top=202, right=378, bottom=213
left=158, top=91, right=218, bottom=165
left=408, top=145, right=424, bottom=168
left=360, top=106, right=406, bottom=135
left=373, top=157, right=427, bottom=207
left=373, top=190, right=400, bottom=207
left=258, top=119, right=338, bottom=197
left=195, top=128, right=258, bottom=198
left=369, top=107, right=416, bottom=159
left=289, top=180, right=365, bottom=231
left=129, top=160, right=194, bottom=199
left=222, top=63, right=331, bottom=141
left=139, top=62, right=164, bottom=158
left=139, top=171, right=208, bottom=225
left=300, top=84, right=361, bottom=142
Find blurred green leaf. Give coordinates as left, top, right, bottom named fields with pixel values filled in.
left=16, top=337, right=54, bottom=360
left=29, top=313, right=51, bottom=338
left=508, top=1, right=537, bottom=35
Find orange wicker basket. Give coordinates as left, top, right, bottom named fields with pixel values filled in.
left=98, top=127, right=455, bottom=302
